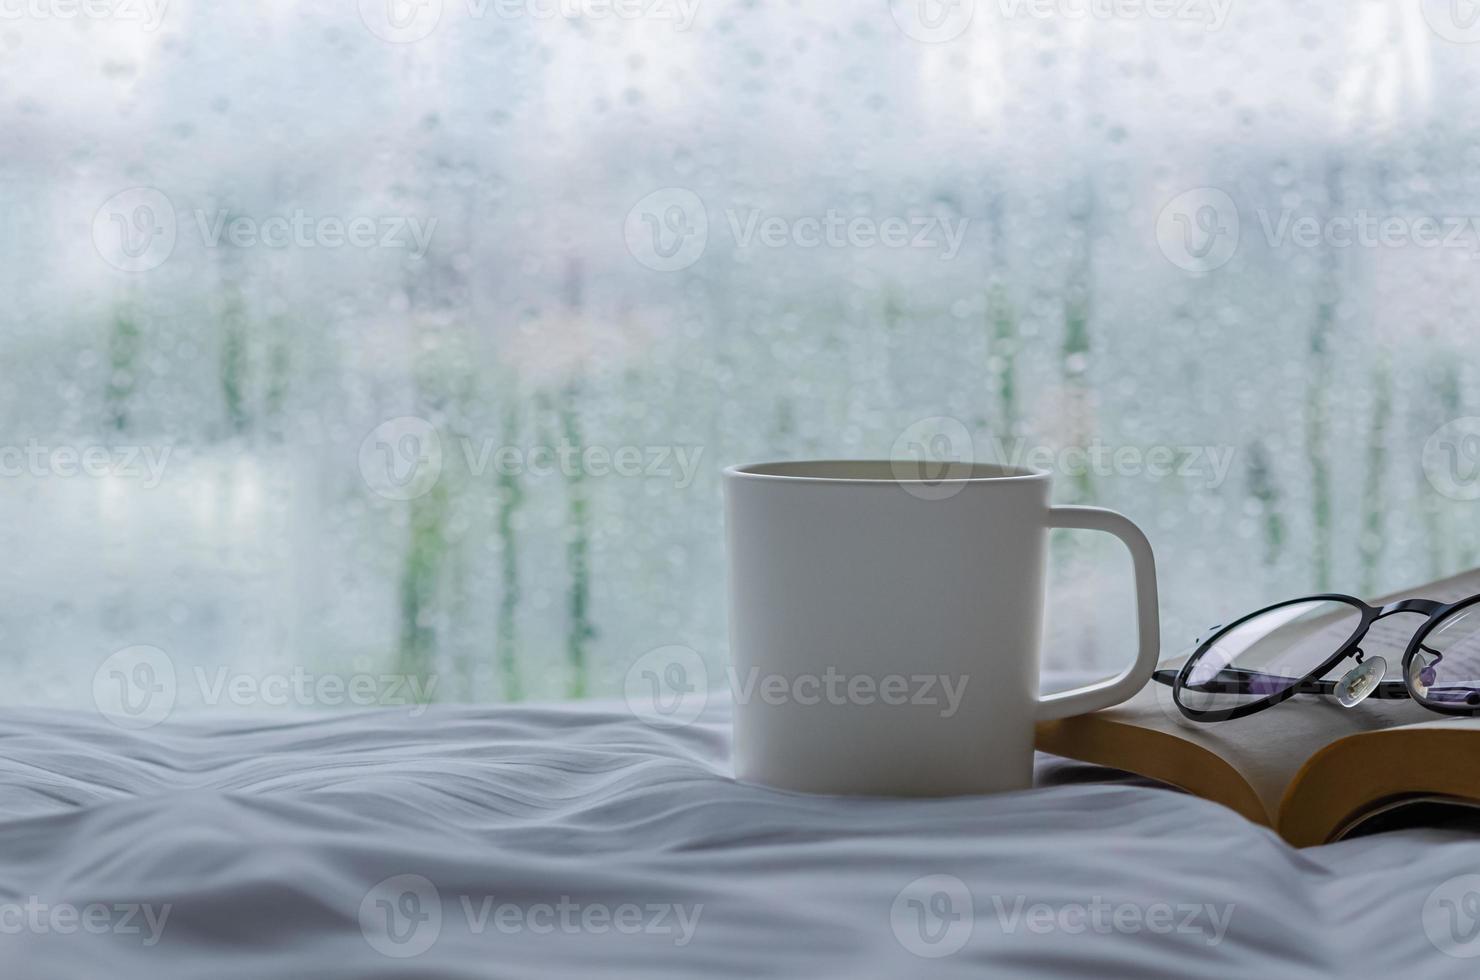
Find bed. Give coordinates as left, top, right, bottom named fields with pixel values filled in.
left=0, top=700, right=1475, bottom=978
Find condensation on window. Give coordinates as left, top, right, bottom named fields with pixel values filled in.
left=1, top=1, right=1478, bottom=706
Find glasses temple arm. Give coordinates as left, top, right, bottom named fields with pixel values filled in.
left=1151, top=665, right=1412, bottom=699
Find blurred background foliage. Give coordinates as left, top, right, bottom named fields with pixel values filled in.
left=2, top=1, right=1479, bottom=706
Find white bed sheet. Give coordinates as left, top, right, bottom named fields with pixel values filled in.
left=0, top=700, right=1475, bottom=978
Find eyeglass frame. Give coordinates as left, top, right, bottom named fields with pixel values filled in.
left=1150, top=593, right=1480, bottom=722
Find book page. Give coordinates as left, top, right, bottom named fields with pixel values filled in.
left=1167, top=566, right=1480, bottom=682
left=1359, top=570, right=1480, bottom=657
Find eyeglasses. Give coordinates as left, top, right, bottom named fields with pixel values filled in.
left=1151, top=594, right=1480, bottom=722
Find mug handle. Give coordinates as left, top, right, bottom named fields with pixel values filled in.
left=1035, top=506, right=1160, bottom=721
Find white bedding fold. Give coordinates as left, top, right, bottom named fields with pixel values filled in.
left=0, top=702, right=1474, bottom=978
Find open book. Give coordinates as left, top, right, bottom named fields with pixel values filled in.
left=1035, top=567, right=1480, bottom=847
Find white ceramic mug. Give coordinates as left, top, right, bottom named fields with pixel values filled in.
left=724, top=460, right=1159, bottom=796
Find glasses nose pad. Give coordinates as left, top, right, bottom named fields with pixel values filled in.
left=1407, top=652, right=1437, bottom=698
left=1335, top=655, right=1388, bottom=707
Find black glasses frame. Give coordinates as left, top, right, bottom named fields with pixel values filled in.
left=1151, top=593, right=1480, bottom=722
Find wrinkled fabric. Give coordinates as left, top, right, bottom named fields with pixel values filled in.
left=0, top=701, right=1474, bottom=978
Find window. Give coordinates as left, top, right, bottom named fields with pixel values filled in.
left=5, top=1, right=1477, bottom=709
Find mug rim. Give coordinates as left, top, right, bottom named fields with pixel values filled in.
left=724, top=459, right=1050, bottom=484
